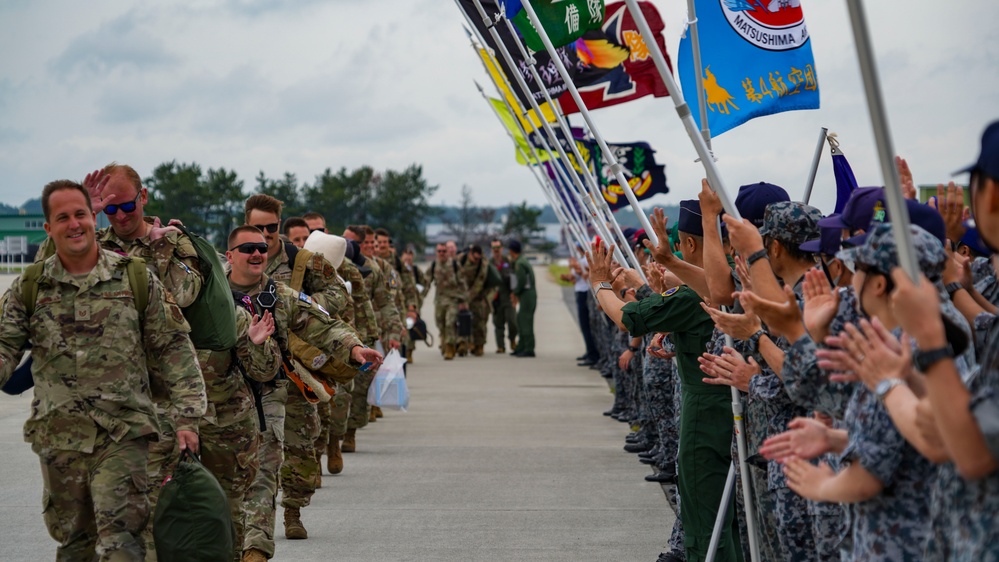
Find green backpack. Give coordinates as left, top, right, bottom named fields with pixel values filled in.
left=175, top=225, right=238, bottom=351
left=22, top=257, right=148, bottom=317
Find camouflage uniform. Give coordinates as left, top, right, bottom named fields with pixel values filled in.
left=491, top=255, right=517, bottom=350
left=232, top=274, right=362, bottom=556
left=972, top=255, right=999, bottom=306
left=427, top=258, right=468, bottom=349
left=197, top=306, right=281, bottom=554
left=0, top=249, right=206, bottom=561
left=348, top=257, right=400, bottom=431
left=461, top=256, right=490, bottom=351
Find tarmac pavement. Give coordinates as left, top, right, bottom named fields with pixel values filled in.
left=0, top=267, right=675, bottom=561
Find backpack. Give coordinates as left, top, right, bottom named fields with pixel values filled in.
left=2, top=258, right=149, bottom=395
left=153, top=450, right=236, bottom=562
left=174, top=225, right=238, bottom=351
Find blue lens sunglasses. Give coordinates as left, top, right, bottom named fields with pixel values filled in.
left=103, top=191, right=142, bottom=216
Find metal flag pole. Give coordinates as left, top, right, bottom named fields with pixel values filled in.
left=495, top=14, right=645, bottom=275
left=684, top=0, right=712, bottom=148
left=802, top=127, right=829, bottom=205
left=519, top=0, right=663, bottom=248
left=844, top=0, right=918, bottom=280
left=461, top=0, right=638, bottom=271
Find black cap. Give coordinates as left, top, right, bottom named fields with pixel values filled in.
left=735, top=182, right=790, bottom=227
left=678, top=200, right=703, bottom=236
left=508, top=239, right=522, bottom=253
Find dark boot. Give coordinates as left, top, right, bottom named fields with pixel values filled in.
left=284, top=507, right=307, bottom=540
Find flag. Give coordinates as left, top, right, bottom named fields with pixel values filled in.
left=579, top=139, right=669, bottom=210
left=509, top=0, right=605, bottom=52
left=558, top=1, right=670, bottom=114
left=829, top=137, right=858, bottom=214
left=678, top=0, right=820, bottom=136
left=544, top=160, right=587, bottom=218
left=489, top=98, right=551, bottom=166
left=478, top=47, right=556, bottom=133
left=458, top=0, right=576, bottom=109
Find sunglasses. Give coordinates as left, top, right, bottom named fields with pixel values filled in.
left=491, top=245, right=502, bottom=249
left=230, top=242, right=269, bottom=255
left=103, top=191, right=142, bottom=216
left=436, top=250, right=447, bottom=254
left=310, top=227, right=326, bottom=233
left=251, top=222, right=279, bottom=234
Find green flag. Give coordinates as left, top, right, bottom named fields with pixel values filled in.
left=489, top=98, right=551, bottom=166
left=512, top=0, right=604, bottom=52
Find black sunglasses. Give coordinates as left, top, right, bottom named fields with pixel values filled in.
left=229, top=242, right=269, bottom=255
left=251, top=222, right=279, bottom=234
left=104, top=191, right=142, bottom=216
left=309, top=227, right=326, bottom=233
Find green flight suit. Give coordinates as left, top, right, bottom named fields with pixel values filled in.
left=511, top=255, right=536, bottom=355
left=622, top=286, right=742, bottom=562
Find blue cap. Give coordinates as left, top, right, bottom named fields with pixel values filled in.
left=678, top=200, right=703, bottom=236
left=817, top=187, right=886, bottom=231
left=507, top=239, right=522, bottom=253
left=735, top=182, right=790, bottom=227
left=843, top=199, right=946, bottom=247
left=955, top=120, right=999, bottom=179
left=800, top=223, right=844, bottom=256
left=959, top=225, right=992, bottom=257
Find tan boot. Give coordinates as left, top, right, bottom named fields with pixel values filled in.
left=457, top=342, right=467, bottom=356
left=444, top=344, right=455, bottom=360
left=496, top=347, right=505, bottom=354
left=368, top=408, right=377, bottom=423
left=473, top=344, right=484, bottom=357
left=374, top=406, right=384, bottom=419
left=342, top=429, right=356, bottom=453
left=284, top=507, right=308, bottom=540
left=406, top=348, right=413, bottom=364
left=241, top=548, right=268, bottom=562
left=327, top=437, right=343, bottom=474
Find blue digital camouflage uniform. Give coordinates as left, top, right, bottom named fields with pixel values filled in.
left=971, top=255, right=999, bottom=305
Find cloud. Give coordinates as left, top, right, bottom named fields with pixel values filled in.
left=48, top=10, right=178, bottom=79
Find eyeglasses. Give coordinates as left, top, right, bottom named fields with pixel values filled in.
left=250, top=222, right=279, bottom=234
left=491, top=245, right=502, bottom=250
left=436, top=250, right=447, bottom=254
left=310, top=227, right=326, bottom=233
left=103, top=191, right=142, bottom=216
left=229, top=242, right=269, bottom=255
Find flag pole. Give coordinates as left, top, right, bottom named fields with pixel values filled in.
left=802, top=127, right=829, bottom=205
left=684, top=0, right=712, bottom=148
left=617, top=0, right=738, bottom=220
left=844, top=0, right=918, bottom=280
left=518, top=0, right=665, bottom=249
left=495, top=14, right=646, bottom=273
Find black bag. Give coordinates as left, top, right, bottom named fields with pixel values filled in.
left=153, top=450, right=236, bottom=562
left=456, top=309, right=473, bottom=338
left=409, top=316, right=434, bottom=348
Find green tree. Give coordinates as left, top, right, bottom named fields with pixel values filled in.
left=144, top=161, right=245, bottom=249
left=370, top=164, right=438, bottom=249
left=442, top=185, right=492, bottom=249
left=303, top=166, right=378, bottom=231
left=255, top=171, right=306, bottom=218
left=503, top=201, right=544, bottom=244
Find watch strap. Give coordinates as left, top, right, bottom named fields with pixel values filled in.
left=876, top=378, right=907, bottom=403
left=594, top=282, right=613, bottom=292
left=945, top=282, right=965, bottom=298
left=914, top=344, right=955, bottom=373
left=747, top=249, right=769, bottom=267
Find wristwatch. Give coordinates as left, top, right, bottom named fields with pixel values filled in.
left=945, top=282, right=965, bottom=298
left=875, top=378, right=907, bottom=403
left=914, top=344, right=955, bottom=373
left=594, top=282, right=614, bottom=292
left=746, top=248, right=769, bottom=267
left=628, top=346, right=640, bottom=353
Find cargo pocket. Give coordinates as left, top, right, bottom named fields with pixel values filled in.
left=127, top=470, right=151, bottom=536
left=40, top=489, right=64, bottom=544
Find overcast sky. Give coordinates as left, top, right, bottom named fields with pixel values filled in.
left=0, top=0, right=996, bottom=216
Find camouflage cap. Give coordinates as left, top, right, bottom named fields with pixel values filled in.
left=837, top=223, right=947, bottom=281
left=758, top=201, right=822, bottom=247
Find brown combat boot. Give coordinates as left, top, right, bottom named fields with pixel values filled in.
left=284, top=507, right=308, bottom=540
left=374, top=406, right=384, bottom=418
left=457, top=341, right=467, bottom=356
left=327, top=437, right=343, bottom=474
left=342, top=429, right=356, bottom=453
left=473, top=344, right=484, bottom=357
left=368, top=408, right=377, bottom=423
left=496, top=347, right=505, bottom=354
left=241, top=548, right=268, bottom=562
left=444, top=344, right=456, bottom=360
left=406, top=348, right=413, bottom=364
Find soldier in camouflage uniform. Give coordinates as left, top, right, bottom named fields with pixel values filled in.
left=375, top=227, right=413, bottom=416
left=227, top=225, right=381, bottom=561
left=460, top=245, right=490, bottom=356
left=0, top=180, right=207, bottom=561
left=426, top=242, right=469, bottom=360
left=489, top=239, right=517, bottom=353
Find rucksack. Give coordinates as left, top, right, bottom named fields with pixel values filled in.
left=174, top=225, right=238, bottom=351
left=2, top=257, right=149, bottom=395
left=153, top=450, right=236, bottom=562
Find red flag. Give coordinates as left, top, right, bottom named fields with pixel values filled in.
left=559, top=0, right=670, bottom=114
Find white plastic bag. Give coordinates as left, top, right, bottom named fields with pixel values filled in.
left=366, top=349, right=409, bottom=411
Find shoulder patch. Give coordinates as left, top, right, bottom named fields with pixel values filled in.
left=322, top=263, right=335, bottom=278
left=299, top=292, right=312, bottom=305
left=662, top=287, right=679, bottom=297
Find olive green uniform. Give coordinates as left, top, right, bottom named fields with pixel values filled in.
left=511, top=255, right=536, bottom=355
left=491, top=255, right=517, bottom=351
left=427, top=258, right=468, bottom=348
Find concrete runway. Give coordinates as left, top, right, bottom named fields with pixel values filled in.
left=0, top=268, right=675, bottom=561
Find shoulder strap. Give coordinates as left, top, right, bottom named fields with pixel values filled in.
left=21, top=262, right=44, bottom=317
left=125, top=258, right=149, bottom=319
left=453, top=260, right=459, bottom=276
left=287, top=243, right=314, bottom=294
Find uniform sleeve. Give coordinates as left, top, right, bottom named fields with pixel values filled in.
left=234, top=306, right=281, bottom=383
left=782, top=334, right=854, bottom=419
left=401, top=267, right=419, bottom=310
left=620, top=286, right=711, bottom=337
left=305, top=253, right=350, bottom=318
left=841, top=391, right=906, bottom=486
left=285, top=289, right=364, bottom=367
left=513, top=262, right=527, bottom=296
left=371, top=268, right=403, bottom=343
left=469, top=263, right=488, bottom=299
left=151, top=231, right=203, bottom=308
left=0, top=280, right=30, bottom=385
left=142, top=274, right=207, bottom=433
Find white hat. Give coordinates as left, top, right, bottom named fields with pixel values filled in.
left=304, top=231, right=347, bottom=269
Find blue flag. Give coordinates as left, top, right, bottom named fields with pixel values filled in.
left=830, top=140, right=858, bottom=214
left=678, top=0, right=820, bottom=136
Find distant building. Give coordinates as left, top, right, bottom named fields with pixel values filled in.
left=0, top=213, right=47, bottom=262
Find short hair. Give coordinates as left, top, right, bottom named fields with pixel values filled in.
left=245, top=194, right=283, bottom=223
left=103, top=162, right=142, bottom=193
left=362, top=225, right=375, bottom=237
left=302, top=211, right=326, bottom=225
left=346, top=225, right=367, bottom=242
left=402, top=247, right=414, bottom=256
left=470, top=244, right=483, bottom=255
left=283, top=217, right=309, bottom=235
left=771, top=237, right=815, bottom=264
left=228, top=225, right=264, bottom=249
left=374, top=227, right=390, bottom=239
left=42, top=180, right=91, bottom=221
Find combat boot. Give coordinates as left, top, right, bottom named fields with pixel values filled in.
left=342, top=428, right=356, bottom=453
left=241, top=548, right=268, bottom=562
left=457, top=342, right=467, bottom=357
left=369, top=408, right=377, bottom=422
left=406, top=348, right=413, bottom=363
left=327, top=437, right=343, bottom=474
left=444, top=344, right=456, bottom=360
left=374, top=406, right=384, bottom=418
left=473, top=344, right=484, bottom=356
left=284, top=507, right=308, bottom=540
left=496, top=346, right=505, bottom=354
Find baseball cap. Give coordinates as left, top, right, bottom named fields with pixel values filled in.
left=843, top=198, right=946, bottom=247
left=955, top=120, right=999, bottom=179
left=758, top=201, right=822, bottom=246
left=799, top=223, right=844, bottom=256
left=837, top=223, right=947, bottom=282
left=817, top=187, right=886, bottom=231
left=735, top=182, right=790, bottom=227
